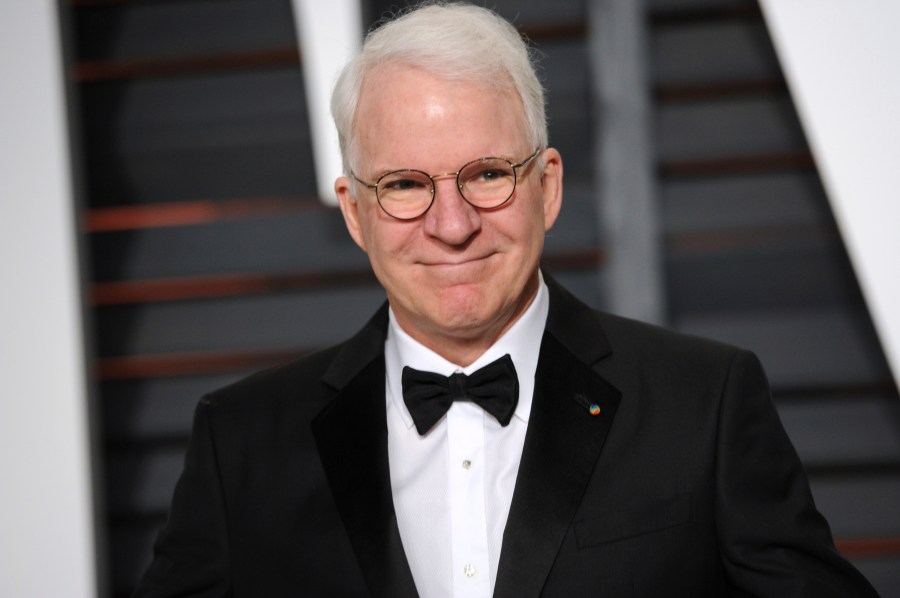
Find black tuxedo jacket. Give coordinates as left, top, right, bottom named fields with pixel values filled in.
left=135, top=277, right=878, bottom=597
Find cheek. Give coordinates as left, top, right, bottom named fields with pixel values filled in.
left=356, top=204, right=392, bottom=254
left=511, top=199, right=549, bottom=247
left=360, top=218, right=412, bottom=272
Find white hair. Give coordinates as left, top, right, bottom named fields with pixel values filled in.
left=330, top=1, right=547, bottom=172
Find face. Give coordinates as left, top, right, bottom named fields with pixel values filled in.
left=336, top=64, right=563, bottom=363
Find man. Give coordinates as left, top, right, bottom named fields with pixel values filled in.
left=135, top=3, right=879, bottom=597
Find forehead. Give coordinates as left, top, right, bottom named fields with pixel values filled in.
left=352, top=64, right=528, bottom=169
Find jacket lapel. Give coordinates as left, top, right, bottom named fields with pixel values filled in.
left=494, top=277, right=622, bottom=598
left=310, top=279, right=622, bottom=598
left=311, top=306, right=419, bottom=598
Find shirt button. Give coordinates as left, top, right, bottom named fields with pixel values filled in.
left=463, top=563, right=476, bottom=577
left=462, top=459, right=472, bottom=469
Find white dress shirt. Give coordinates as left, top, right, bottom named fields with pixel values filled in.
left=385, top=277, right=549, bottom=598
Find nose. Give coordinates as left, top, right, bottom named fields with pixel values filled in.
left=422, top=177, right=482, bottom=245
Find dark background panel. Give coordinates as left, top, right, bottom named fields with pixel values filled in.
left=75, top=0, right=299, bottom=62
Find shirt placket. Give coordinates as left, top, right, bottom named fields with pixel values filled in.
left=446, top=400, right=491, bottom=598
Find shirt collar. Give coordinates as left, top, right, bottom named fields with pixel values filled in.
left=385, top=273, right=549, bottom=429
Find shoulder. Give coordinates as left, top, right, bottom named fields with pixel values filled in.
left=198, top=302, right=390, bottom=422
left=546, top=291, right=763, bottom=406
left=545, top=274, right=748, bottom=373
left=547, top=273, right=747, bottom=371
left=197, top=342, right=348, bottom=428
left=599, top=310, right=758, bottom=382
left=598, top=311, right=744, bottom=363
left=589, top=310, right=769, bottom=418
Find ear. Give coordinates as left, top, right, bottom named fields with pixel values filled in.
left=538, top=148, right=563, bottom=231
left=335, top=175, right=367, bottom=252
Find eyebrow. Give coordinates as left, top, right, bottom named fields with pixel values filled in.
left=368, top=152, right=523, bottom=177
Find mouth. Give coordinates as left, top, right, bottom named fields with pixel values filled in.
left=421, top=253, right=494, bottom=269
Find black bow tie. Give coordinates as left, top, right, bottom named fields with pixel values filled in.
left=401, top=354, right=519, bottom=435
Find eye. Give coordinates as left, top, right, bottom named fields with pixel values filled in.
left=379, top=171, right=431, bottom=194
left=483, top=169, right=505, bottom=181
left=384, top=178, right=422, bottom=191
left=466, top=165, right=513, bottom=186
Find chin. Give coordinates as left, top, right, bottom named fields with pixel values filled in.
left=435, top=284, right=492, bottom=315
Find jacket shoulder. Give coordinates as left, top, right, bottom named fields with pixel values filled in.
left=199, top=343, right=347, bottom=424
left=199, top=302, right=389, bottom=419
left=545, top=274, right=747, bottom=371
left=597, top=311, right=743, bottom=359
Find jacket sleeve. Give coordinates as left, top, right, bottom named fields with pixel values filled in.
left=714, top=349, right=880, bottom=597
left=132, top=396, right=231, bottom=598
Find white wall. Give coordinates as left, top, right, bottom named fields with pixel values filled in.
left=760, top=0, right=900, bottom=386
left=0, top=2, right=98, bottom=597
left=290, top=0, right=362, bottom=205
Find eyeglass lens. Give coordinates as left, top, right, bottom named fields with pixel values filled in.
left=377, top=158, right=517, bottom=219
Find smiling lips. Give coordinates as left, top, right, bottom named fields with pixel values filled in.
left=420, top=253, right=495, bottom=269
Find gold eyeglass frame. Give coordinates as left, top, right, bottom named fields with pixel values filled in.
left=350, top=147, right=542, bottom=220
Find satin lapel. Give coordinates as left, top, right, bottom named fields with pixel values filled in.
left=494, top=332, right=621, bottom=598
left=312, top=346, right=419, bottom=597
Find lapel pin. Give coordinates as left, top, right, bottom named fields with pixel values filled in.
left=575, top=394, right=601, bottom=416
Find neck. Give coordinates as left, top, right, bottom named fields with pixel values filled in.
left=416, top=333, right=501, bottom=369
left=393, top=276, right=540, bottom=367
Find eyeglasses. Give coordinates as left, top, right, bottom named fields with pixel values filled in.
left=350, top=147, right=542, bottom=220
